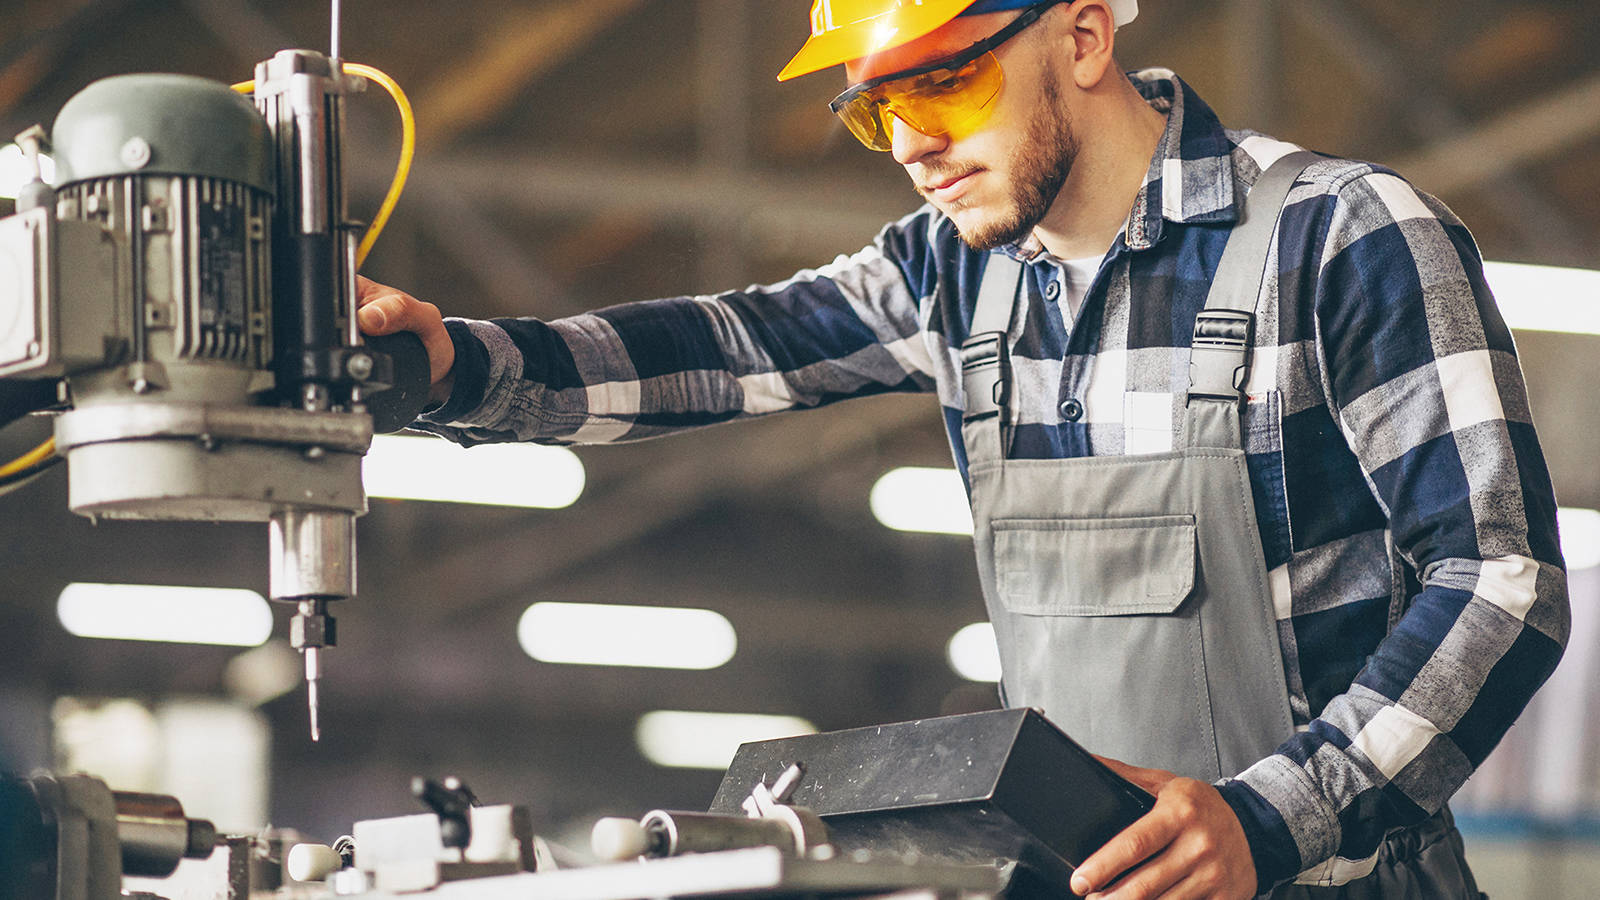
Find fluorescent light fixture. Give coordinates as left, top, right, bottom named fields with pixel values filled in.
left=517, top=602, right=736, bottom=669
left=52, top=698, right=161, bottom=791
left=635, top=710, right=816, bottom=770
left=0, top=143, right=54, bottom=199
left=1558, top=507, right=1600, bottom=572
left=1484, top=262, right=1600, bottom=336
left=869, top=466, right=973, bottom=535
left=947, top=622, right=1001, bottom=683
left=363, top=433, right=584, bottom=508
left=224, top=640, right=303, bottom=706
left=57, top=583, right=272, bottom=646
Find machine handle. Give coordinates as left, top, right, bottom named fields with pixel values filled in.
left=363, top=331, right=432, bottom=433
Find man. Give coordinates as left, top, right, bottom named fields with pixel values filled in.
left=357, top=1, right=1569, bottom=896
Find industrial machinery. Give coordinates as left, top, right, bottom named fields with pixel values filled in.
left=0, top=709, right=1147, bottom=899
left=0, top=772, right=221, bottom=898
left=0, top=6, right=1151, bottom=897
left=293, top=709, right=1147, bottom=899
left=0, top=10, right=430, bottom=740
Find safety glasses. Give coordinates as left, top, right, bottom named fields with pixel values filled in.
left=829, top=0, right=1070, bottom=151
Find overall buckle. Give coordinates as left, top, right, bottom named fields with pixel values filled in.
left=1187, top=310, right=1254, bottom=404
left=960, top=331, right=1008, bottom=422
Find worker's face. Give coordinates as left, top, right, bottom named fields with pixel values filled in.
left=845, top=11, right=1078, bottom=251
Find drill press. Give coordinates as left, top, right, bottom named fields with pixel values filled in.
left=0, top=39, right=429, bottom=739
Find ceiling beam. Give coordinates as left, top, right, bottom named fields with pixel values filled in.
left=692, top=0, right=756, bottom=291
left=411, top=182, right=569, bottom=317
left=1390, top=71, right=1600, bottom=197
left=382, top=154, right=912, bottom=264
left=0, top=0, right=134, bottom=127
left=412, top=0, right=648, bottom=149
left=1284, top=0, right=1598, bottom=263
left=181, top=0, right=298, bottom=65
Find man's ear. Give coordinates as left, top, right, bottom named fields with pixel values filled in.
left=1065, top=0, right=1117, bottom=89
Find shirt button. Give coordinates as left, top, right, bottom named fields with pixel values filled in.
left=1060, top=398, right=1084, bottom=422
left=1044, top=280, right=1061, bottom=300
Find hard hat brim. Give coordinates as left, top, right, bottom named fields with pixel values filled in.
left=777, top=0, right=977, bottom=82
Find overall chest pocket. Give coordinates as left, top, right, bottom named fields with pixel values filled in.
left=994, top=514, right=1196, bottom=615
left=988, top=513, right=1220, bottom=779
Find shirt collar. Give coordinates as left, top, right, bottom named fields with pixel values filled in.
left=997, top=69, right=1241, bottom=260
left=1122, top=68, right=1241, bottom=250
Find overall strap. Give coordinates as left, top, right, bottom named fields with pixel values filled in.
left=960, top=253, right=1026, bottom=466
left=1184, top=150, right=1320, bottom=450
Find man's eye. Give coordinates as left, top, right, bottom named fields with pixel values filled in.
left=899, top=72, right=962, bottom=98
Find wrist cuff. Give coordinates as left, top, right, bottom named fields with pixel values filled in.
left=1216, top=778, right=1302, bottom=894
left=427, top=319, right=490, bottom=423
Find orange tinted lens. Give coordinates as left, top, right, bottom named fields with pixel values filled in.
left=889, top=53, right=1003, bottom=140
left=833, top=52, right=1003, bottom=151
left=837, top=93, right=895, bottom=150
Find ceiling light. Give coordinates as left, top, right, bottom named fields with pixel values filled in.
left=57, top=583, right=272, bottom=646
left=517, top=602, right=736, bottom=670
left=634, top=710, right=816, bottom=770
left=947, top=622, right=1001, bottom=683
left=1484, top=262, right=1600, bottom=336
left=0, top=143, right=54, bottom=199
left=224, top=640, right=304, bottom=706
left=51, top=698, right=160, bottom=791
left=869, top=466, right=972, bottom=535
left=362, top=433, right=584, bottom=508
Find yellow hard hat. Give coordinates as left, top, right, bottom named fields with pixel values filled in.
left=777, top=0, right=1138, bottom=82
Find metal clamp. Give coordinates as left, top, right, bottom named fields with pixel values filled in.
left=960, top=331, right=1008, bottom=422
left=1187, top=310, right=1254, bottom=403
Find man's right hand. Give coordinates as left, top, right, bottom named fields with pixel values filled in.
left=356, top=276, right=456, bottom=402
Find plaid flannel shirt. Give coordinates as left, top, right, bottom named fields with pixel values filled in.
left=418, top=69, right=1569, bottom=890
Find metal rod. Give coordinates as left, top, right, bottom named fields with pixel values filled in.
left=330, top=0, right=342, bottom=61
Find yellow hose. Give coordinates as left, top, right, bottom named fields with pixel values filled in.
left=0, top=437, right=55, bottom=478
left=340, top=63, right=415, bottom=266
left=230, top=61, right=414, bottom=266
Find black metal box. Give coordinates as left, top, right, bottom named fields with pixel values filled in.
left=710, top=708, right=1154, bottom=894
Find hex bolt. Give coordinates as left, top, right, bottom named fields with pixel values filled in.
left=346, top=353, right=373, bottom=381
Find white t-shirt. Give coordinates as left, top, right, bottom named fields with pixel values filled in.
left=1054, top=253, right=1104, bottom=329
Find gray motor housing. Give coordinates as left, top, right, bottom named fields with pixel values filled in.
left=52, top=73, right=274, bottom=193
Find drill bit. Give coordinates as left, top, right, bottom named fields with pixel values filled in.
left=305, top=645, right=322, bottom=742
left=287, top=597, right=335, bottom=742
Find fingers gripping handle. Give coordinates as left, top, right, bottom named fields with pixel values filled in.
left=363, top=331, right=432, bottom=433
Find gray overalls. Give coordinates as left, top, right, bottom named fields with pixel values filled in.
left=959, top=153, right=1482, bottom=897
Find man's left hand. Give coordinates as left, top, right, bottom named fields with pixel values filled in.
left=1069, top=756, right=1257, bottom=899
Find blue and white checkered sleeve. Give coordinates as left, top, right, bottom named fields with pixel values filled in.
left=412, top=221, right=940, bottom=446
left=1216, top=168, right=1571, bottom=890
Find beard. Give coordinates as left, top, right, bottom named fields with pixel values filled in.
left=919, top=66, right=1078, bottom=251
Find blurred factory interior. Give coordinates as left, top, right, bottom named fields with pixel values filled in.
left=2, top=0, right=1599, bottom=897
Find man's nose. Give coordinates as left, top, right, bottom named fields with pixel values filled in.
left=890, top=114, right=949, bottom=165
